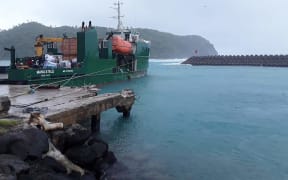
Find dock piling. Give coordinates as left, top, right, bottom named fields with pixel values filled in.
left=123, top=110, right=130, bottom=117
left=116, top=105, right=131, bottom=118
left=91, top=114, right=101, bottom=133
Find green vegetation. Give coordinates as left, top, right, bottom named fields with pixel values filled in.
left=0, top=22, right=217, bottom=59
left=137, top=28, right=218, bottom=58
left=0, top=119, right=20, bottom=127
left=0, top=119, right=20, bottom=134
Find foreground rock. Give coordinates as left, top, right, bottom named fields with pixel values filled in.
left=0, top=122, right=117, bottom=180
left=50, top=124, right=91, bottom=152
left=0, top=154, right=29, bottom=179
left=0, top=128, right=49, bottom=160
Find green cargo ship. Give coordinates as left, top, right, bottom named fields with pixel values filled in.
left=4, top=3, right=150, bottom=87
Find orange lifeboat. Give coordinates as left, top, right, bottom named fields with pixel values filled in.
left=112, top=35, right=133, bottom=54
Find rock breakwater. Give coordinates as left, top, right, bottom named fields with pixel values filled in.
left=182, top=55, right=288, bottom=67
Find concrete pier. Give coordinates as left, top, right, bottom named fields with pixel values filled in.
left=0, top=85, right=135, bottom=132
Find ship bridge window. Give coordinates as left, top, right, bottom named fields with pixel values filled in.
left=99, top=40, right=109, bottom=59
left=102, top=40, right=108, bottom=48
left=125, top=33, right=130, bottom=41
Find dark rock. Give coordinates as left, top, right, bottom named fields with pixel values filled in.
left=68, top=171, right=96, bottom=180
left=8, top=128, right=49, bottom=160
left=64, top=124, right=91, bottom=147
left=31, top=172, right=72, bottom=180
left=86, top=137, right=107, bottom=147
left=105, top=161, right=131, bottom=180
left=0, top=164, right=12, bottom=174
left=9, top=140, right=30, bottom=160
left=17, top=174, right=32, bottom=180
left=0, top=174, right=16, bottom=180
left=0, top=135, right=11, bottom=154
left=41, top=157, right=67, bottom=174
left=104, top=151, right=117, bottom=165
left=92, top=151, right=117, bottom=173
left=89, top=140, right=108, bottom=159
left=0, top=124, right=115, bottom=180
left=49, top=130, right=66, bottom=152
left=19, top=171, right=96, bottom=180
left=79, top=173, right=96, bottom=180
left=0, top=154, right=29, bottom=176
left=65, top=138, right=108, bottom=168
left=50, top=124, right=90, bottom=152
left=0, top=128, right=48, bottom=160
left=65, top=145, right=95, bottom=166
left=18, top=157, right=67, bottom=180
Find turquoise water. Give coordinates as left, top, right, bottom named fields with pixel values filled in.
left=100, top=59, right=288, bottom=180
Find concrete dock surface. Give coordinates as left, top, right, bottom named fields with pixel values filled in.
left=0, top=85, right=135, bottom=129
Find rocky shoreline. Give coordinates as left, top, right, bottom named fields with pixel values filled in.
left=0, top=86, right=137, bottom=180
left=0, top=122, right=118, bottom=180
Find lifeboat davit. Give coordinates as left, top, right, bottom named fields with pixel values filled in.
left=112, top=35, right=133, bottom=54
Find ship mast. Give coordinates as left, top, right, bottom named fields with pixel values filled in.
left=113, top=0, right=124, bottom=30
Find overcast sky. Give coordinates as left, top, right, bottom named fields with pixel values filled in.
left=1, top=0, right=288, bottom=55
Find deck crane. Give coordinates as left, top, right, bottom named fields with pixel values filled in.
left=34, top=34, right=64, bottom=57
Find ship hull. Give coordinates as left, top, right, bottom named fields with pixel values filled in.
left=8, top=57, right=149, bottom=86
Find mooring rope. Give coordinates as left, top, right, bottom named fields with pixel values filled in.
left=11, top=87, right=86, bottom=108
left=30, top=61, right=133, bottom=88
left=9, top=61, right=134, bottom=99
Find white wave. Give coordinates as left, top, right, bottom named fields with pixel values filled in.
left=161, top=62, right=183, bottom=66
left=149, top=58, right=186, bottom=63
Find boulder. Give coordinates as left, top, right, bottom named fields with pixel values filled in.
left=103, top=151, right=117, bottom=166
left=68, top=171, right=96, bottom=180
left=64, top=124, right=91, bottom=148
left=92, top=151, right=117, bottom=173
left=0, top=128, right=49, bottom=160
left=20, top=169, right=97, bottom=180
left=18, top=157, right=69, bottom=180
left=105, top=161, right=130, bottom=180
left=0, top=174, right=16, bottom=180
left=0, top=134, right=11, bottom=154
left=65, top=138, right=108, bottom=168
left=26, top=172, right=72, bottom=180
left=41, top=157, right=67, bottom=174
left=0, top=154, right=29, bottom=177
left=10, top=128, right=49, bottom=160
left=50, top=124, right=90, bottom=152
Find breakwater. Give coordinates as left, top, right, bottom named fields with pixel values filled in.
left=182, top=55, right=288, bottom=67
